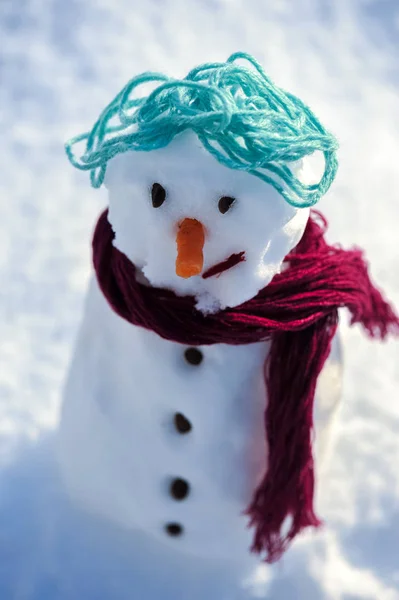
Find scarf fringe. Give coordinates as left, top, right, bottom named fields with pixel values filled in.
left=245, top=314, right=337, bottom=563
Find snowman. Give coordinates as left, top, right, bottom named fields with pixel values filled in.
left=58, top=53, right=397, bottom=587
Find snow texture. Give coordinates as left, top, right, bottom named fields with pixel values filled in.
left=1, top=0, right=399, bottom=598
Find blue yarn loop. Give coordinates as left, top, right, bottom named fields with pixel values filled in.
left=65, top=52, right=338, bottom=207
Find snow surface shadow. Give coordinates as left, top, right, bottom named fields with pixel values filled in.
left=339, top=494, right=399, bottom=590
left=3, top=427, right=393, bottom=600
left=0, top=433, right=324, bottom=600
left=0, top=433, right=334, bottom=600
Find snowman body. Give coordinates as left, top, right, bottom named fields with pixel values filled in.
left=58, top=133, right=341, bottom=565
left=59, top=275, right=269, bottom=561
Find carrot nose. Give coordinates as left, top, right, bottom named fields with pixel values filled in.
left=176, top=218, right=205, bottom=278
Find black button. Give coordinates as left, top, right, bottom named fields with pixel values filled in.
left=184, top=347, right=203, bottom=366
left=165, top=522, right=183, bottom=537
left=170, top=478, right=190, bottom=500
left=174, top=413, right=192, bottom=434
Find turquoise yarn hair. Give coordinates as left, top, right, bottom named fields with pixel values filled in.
left=65, top=52, right=338, bottom=208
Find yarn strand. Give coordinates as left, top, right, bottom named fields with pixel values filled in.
left=65, top=52, right=338, bottom=207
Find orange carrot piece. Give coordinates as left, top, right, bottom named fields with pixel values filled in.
left=176, top=218, right=205, bottom=278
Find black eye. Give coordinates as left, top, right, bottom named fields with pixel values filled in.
left=151, top=183, right=166, bottom=208
left=218, top=196, right=236, bottom=214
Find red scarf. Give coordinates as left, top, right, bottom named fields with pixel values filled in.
left=92, top=209, right=399, bottom=562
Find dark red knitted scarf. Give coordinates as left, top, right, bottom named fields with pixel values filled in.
left=92, top=209, right=399, bottom=563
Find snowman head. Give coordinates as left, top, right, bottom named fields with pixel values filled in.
left=66, top=52, right=338, bottom=313
left=104, top=133, right=316, bottom=312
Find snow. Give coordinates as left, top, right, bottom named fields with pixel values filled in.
left=106, top=131, right=310, bottom=312
left=1, top=0, right=399, bottom=598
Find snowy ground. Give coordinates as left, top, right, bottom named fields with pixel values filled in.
left=1, top=0, right=399, bottom=598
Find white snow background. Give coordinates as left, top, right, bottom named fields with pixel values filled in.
left=1, top=0, right=399, bottom=598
